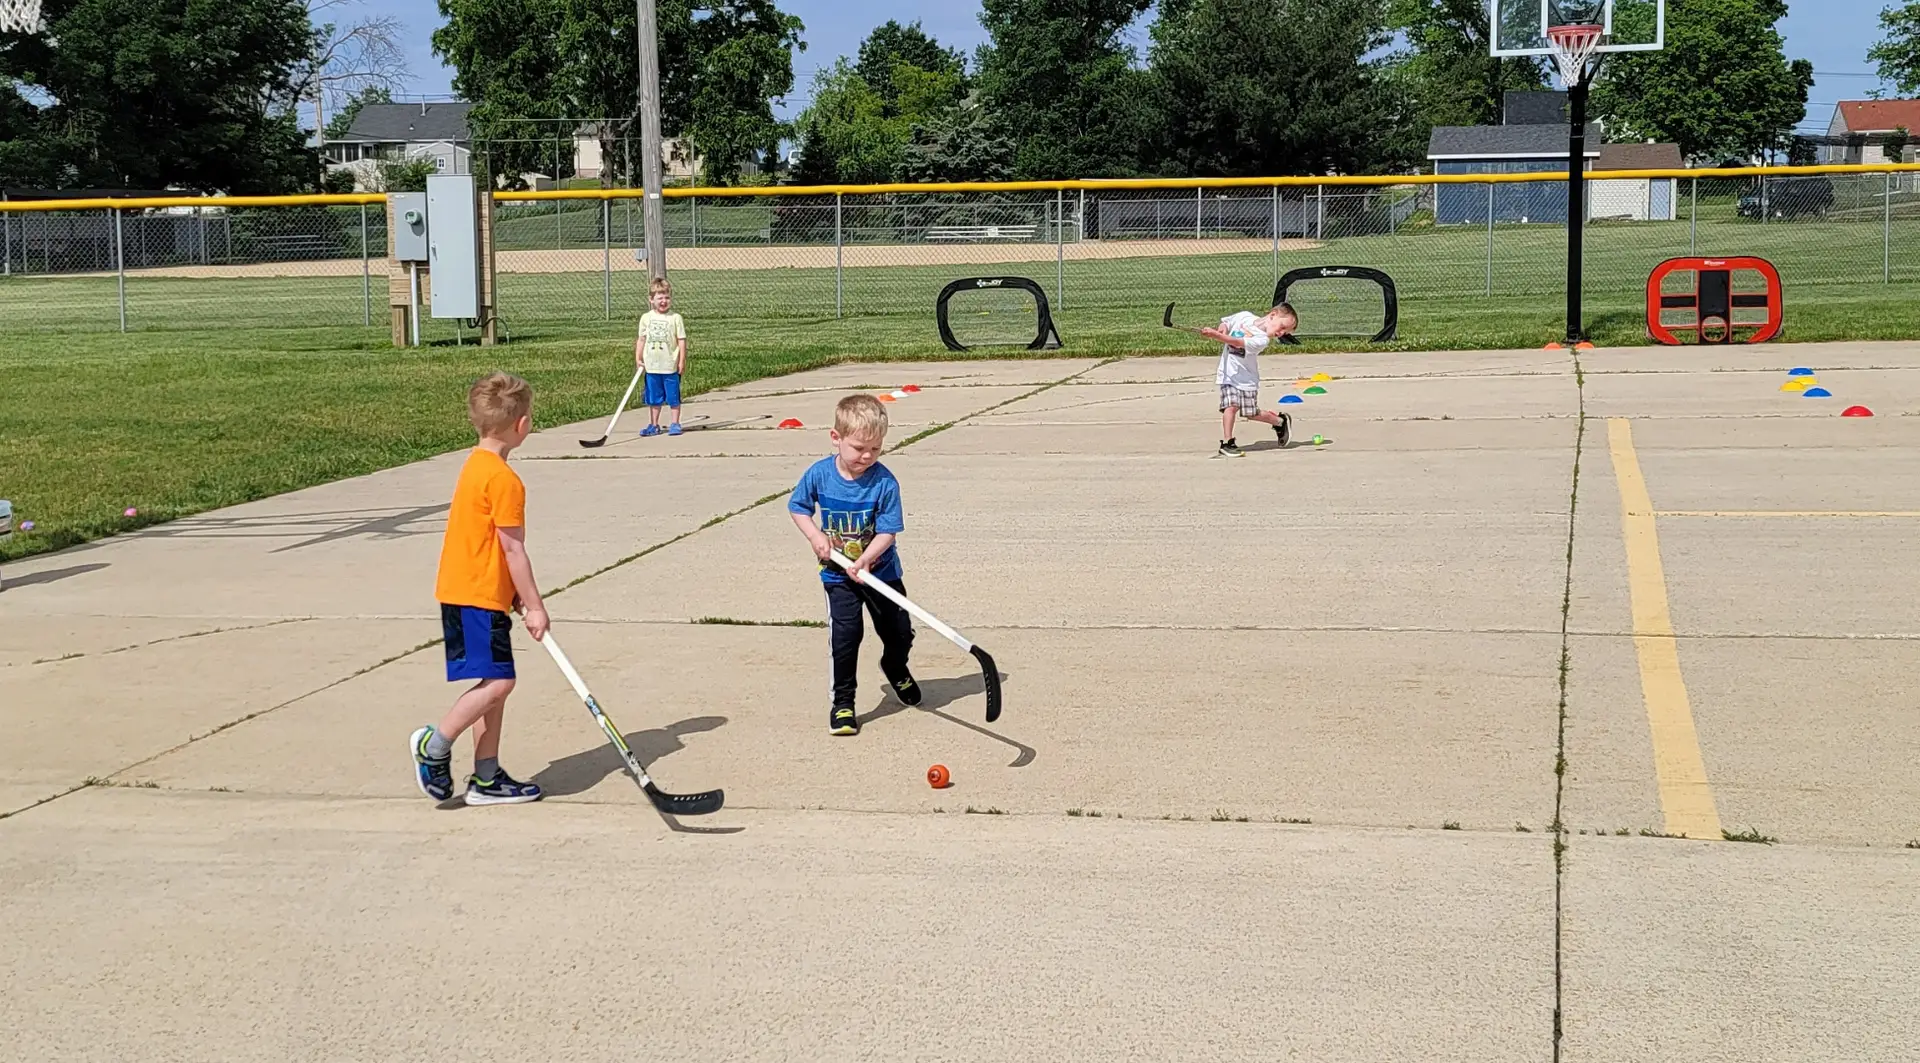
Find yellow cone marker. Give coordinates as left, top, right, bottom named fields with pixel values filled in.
left=1311, top=373, right=1332, bottom=382
left=1780, top=380, right=1810, bottom=392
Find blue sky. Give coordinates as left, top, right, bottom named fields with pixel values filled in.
left=378, top=0, right=1890, bottom=134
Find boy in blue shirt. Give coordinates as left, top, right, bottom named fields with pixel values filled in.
left=788, top=394, right=920, bottom=735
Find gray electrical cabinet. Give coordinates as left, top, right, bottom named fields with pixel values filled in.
left=426, top=174, right=481, bottom=320
left=390, top=193, right=428, bottom=262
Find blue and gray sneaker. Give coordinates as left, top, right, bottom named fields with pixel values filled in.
left=465, top=768, right=544, bottom=806
left=639, top=424, right=661, bottom=437
left=410, top=726, right=454, bottom=801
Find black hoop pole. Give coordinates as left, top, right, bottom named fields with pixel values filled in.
left=1566, top=73, right=1590, bottom=345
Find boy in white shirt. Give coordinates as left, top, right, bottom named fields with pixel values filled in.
left=1202, top=303, right=1297, bottom=457
left=635, top=277, right=689, bottom=436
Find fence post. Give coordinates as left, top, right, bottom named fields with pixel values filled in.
left=111, top=207, right=127, bottom=331
left=1195, top=186, right=1202, bottom=241
left=1052, top=189, right=1065, bottom=310
left=1271, top=185, right=1280, bottom=286
left=603, top=198, right=613, bottom=318
left=1885, top=172, right=1893, bottom=284
left=834, top=193, right=843, bottom=319
left=1689, top=177, right=1697, bottom=254
left=361, top=204, right=371, bottom=327
left=691, top=193, right=699, bottom=249
left=1317, top=184, right=1325, bottom=240
left=1485, top=184, right=1494, bottom=297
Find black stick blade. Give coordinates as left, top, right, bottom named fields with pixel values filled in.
left=646, top=784, right=725, bottom=816
left=1163, top=302, right=1176, bottom=329
left=971, top=644, right=1003, bottom=723
left=579, top=436, right=609, bottom=448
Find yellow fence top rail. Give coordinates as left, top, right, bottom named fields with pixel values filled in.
left=3, top=163, right=1918, bottom=212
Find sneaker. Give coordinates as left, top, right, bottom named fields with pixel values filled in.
left=409, top=726, right=454, bottom=801
left=830, top=705, right=860, bottom=736
left=1274, top=412, right=1292, bottom=448
left=465, top=768, right=544, bottom=806
left=1218, top=439, right=1245, bottom=458
left=639, top=424, right=661, bottom=437
left=891, top=673, right=923, bottom=706
left=667, top=422, right=683, bottom=436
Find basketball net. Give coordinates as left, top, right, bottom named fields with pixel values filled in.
left=1545, top=23, right=1605, bottom=88
left=0, top=0, right=44, bottom=34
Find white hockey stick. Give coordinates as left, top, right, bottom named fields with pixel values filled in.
left=828, top=552, right=1002, bottom=723
left=579, top=364, right=645, bottom=448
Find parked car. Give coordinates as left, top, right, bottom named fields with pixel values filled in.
left=1738, top=174, right=1834, bottom=219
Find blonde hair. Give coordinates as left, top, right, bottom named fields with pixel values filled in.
left=834, top=394, right=889, bottom=439
left=1269, top=302, right=1297, bottom=322
left=649, top=277, right=672, bottom=297
left=468, top=372, right=532, bottom=435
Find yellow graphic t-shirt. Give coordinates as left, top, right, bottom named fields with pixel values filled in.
left=639, top=310, right=686, bottom=374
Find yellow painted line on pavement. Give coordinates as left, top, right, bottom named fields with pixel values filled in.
left=1658, top=510, right=1920, bottom=518
left=1607, top=419, right=1724, bottom=840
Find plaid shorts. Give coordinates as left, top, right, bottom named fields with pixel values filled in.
left=1219, top=385, right=1261, bottom=415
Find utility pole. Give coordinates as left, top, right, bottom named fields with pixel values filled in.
left=637, top=0, right=666, bottom=280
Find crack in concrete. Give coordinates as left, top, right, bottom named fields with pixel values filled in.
left=1551, top=349, right=1587, bottom=1063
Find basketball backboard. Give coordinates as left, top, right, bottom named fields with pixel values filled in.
left=1490, top=0, right=1665, bottom=56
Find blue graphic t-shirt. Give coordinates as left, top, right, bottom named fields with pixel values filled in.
left=789, top=456, right=904, bottom=584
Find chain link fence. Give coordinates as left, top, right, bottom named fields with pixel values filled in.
left=6, top=168, right=1920, bottom=344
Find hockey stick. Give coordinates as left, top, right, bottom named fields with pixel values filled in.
left=828, top=552, right=1002, bottom=724
left=679, top=414, right=772, bottom=431
left=1162, top=302, right=1211, bottom=336
left=537, top=629, right=725, bottom=815
left=579, top=365, right=645, bottom=448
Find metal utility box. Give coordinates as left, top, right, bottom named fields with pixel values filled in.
left=426, top=175, right=481, bottom=320
left=389, top=193, right=428, bottom=262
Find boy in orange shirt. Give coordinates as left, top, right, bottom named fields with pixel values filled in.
left=410, top=372, right=551, bottom=806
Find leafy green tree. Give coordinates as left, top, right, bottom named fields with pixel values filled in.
left=973, top=0, right=1158, bottom=179
left=899, top=93, right=1015, bottom=182
left=855, top=19, right=965, bottom=112
left=1387, top=0, right=1546, bottom=130
left=1869, top=1, right=1920, bottom=96
left=1151, top=0, right=1418, bottom=177
left=435, top=0, right=803, bottom=186
left=789, top=21, right=969, bottom=184
left=0, top=0, right=315, bottom=192
left=324, top=85, right=393, bottom=140
left=1591, top=0, right=1812, bottom=162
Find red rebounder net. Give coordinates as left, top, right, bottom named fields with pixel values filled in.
left=1646, top=256, right=1783, bottom=345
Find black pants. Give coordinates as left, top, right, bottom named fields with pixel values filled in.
left=827, top=577, right=914, bottom=708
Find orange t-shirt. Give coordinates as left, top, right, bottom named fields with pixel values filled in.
left=435, top=448, right=527, bottom=612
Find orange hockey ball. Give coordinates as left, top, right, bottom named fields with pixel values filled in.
left=927, top=764, right=951, bottom=789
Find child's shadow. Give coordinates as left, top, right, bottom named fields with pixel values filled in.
left=858, top=672, right=1035, bottom=768
left=533, top=715, right=729, bottom=797
left=1243, top=437, right=1327, bottom=452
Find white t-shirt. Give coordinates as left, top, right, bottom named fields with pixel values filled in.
left=638, top=310, right=687, bottom=374
left=1214, top=311, right=1270, bottom=389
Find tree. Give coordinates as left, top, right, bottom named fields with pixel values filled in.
left=436, top=0, right=803, bottom=186
left=1590, top=0, right=1813, bottom=163
left=324, top=85, right=392, bottom=140
left=899, top=93, right=1015, bottom=182
left=1387, top=0, right=1546, bottom=130
left=789, top=22, right=968, bottom=183
left=1151, top=0, right=1419, bottom=177
left=1869, top=1, right=1920, bottom=96
left=303, top=0, right=410, bottom=142
left=973, top=0, right=1159, bottom=179
left=0, top=0, right=317, bottom=192
left=855, top=19, right=965, bottom=112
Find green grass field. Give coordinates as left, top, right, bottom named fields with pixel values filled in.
left=6, top=201, right=1920, bottom=563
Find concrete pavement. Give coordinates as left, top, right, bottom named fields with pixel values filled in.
left=2, top=343, right=1917, bottom=1060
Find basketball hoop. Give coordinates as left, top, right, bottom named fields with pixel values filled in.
left=1545, top=23, right=1605, bottom=87
left=0, top=0, right=45, bottom=34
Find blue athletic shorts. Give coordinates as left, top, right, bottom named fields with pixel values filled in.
left=644, top=371, right=682, bottom=408
left=441, top=604, right=515, bottom=681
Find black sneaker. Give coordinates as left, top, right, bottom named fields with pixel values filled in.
left=409, top=726, right=454, bottom=801
left=1218, top=439, right=1244, bottom=458
left=1274, top=412, right=1292, bottom=448
left=891, top=673, right=923, bottom=706
left=464, top=768, right=544, bottom=806
left=830, top=705, right=860, bottom=736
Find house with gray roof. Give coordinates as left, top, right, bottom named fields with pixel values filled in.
left=1426, top=121, right=1602, bottom=225
left=322, top=102, right=475, bottom=190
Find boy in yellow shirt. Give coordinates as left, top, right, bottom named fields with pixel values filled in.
left=635, top=277, right=688, bottom=436
left=410, top=372, right=550, bottom=805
